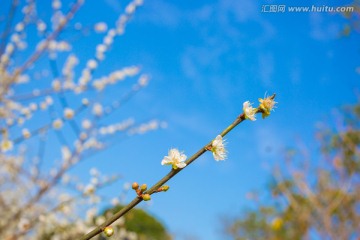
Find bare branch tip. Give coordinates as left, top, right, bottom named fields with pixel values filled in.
left=270, top=93, right=276, bottom=99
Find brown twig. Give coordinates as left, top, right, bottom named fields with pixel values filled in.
left=12, top=0, right=83, bottom=79
left=0, top=0, right=19, bottom=55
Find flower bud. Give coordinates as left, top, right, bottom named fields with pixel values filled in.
left=142, top=193, right=151, bottom=201
left=103, top=226, right=114, bottom=237
left=140, top=184, right=147, bottom=191
left=162, top=185, right=170, bottom=192
left=132, top=182, right=139, bottom=190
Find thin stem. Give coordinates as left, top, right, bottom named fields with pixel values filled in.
left=80, top=94, right=276, bottom=240
left=12, top=103, right=87, bottom=144
left=0, top=0, right=18, bottom=55
left=13, top=0, right=83, bottom=78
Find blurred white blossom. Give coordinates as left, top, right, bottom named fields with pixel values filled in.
left=0, top=0, right=153, bottom=239
left=94, top=22, right=108, bottom=33
left=64, top=108, right=75, bottom=119
left=1, top=139, right=13, bottom=152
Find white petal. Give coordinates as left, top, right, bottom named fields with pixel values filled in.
left=179, top=154, right=187, bottom=162
left=169, top=148, right=179, bottom=158
left=212, top=136, right=220, bottom=147
left=243, top=101, right=250, bottom=108
left=161, top=157, right=173, bottom=165
left=176, top=162, right=187, bottom=169
left=214, top=152, right=225, bottom=161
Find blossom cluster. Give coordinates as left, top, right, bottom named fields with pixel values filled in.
left=160, top=96, right=277, bottom=169
left=243, top=95, right=277, bottom=121
left=0, top=0, right=154, bottom=239
left=161, top=135, right=227, bottom=170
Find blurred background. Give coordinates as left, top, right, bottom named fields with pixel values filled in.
left=0, top=0, right=359, bottom=239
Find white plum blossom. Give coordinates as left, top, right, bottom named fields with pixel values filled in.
left=91, top=177, right=99, bottom=185
left=126, top=4, right=136, bottom=14
left=22, top=128, right=31, bottom=139
left=15, top=23, right=25, bottom=32
left=45, top=96, right=53, bottom=105
left=40, top=102, right=48, bottom=110
left=79, top=132, right=88, bottom=140
left=138, top=74, right=149, bottom=87
left=63, top=54, right=78, bottom=83
left=64, top=108, right=75, bottom=119
left=93, top=80, right=105, bottom=91
left=111, top=197, right=119, bottom=206
left=104, top=35, right=113, bottom=45
left=57, top=41, right=71, bottom=51
left=0, top=0, right=152, bottom=239
left=17, top=117, right=24, bottom=126
left=52, top=0, right=61, bottom=10
left=17, top=74, right=29, bottom=83
left=127, top=120, right=162, bottom=135
left=1, top=139, right=13, bottom=152
left=52, top=79, right=62, bottom=91
left=90, top=168, right=99, bottom=176
left=92, top=103, right=103, bottom=116
left=94, top=22, right=108, bottom=33
left=84, top=184, right=95, bottom=195
left=52, top=118, right=63, bottom=129
left=29, top=103, right=37, bottom=111
left=48, top=40, right=57, bottom=51
left=61, top=146, right=71, bottom=162
left=82, top=119, right=92, bottom=129
left=82, top=98, right=89, bottom=106
left=92, top=66, right=140, bottom=91
left=243, top=101, right=257, bottom=121
left=1, top=54, right=9, bottom=64
left=259, top=94, right=277, bottom=118
left=210, top=135, right=227, bottom=161
left=161, top=148, right=187, bottom=169
left=18, top=218, right=30, bottom=231
left=37, top=21, right=47, bottom=32
left=95, top=216, right=106, bottom=225
left=96, top=44, right=106, bottom=54
left=87, top=59, right=98, bottom=70
left=108, top=29, right=116, bottom=37
left=86, top=207, right=97, bottom=221
left=5, top=43, right=14, bottom=54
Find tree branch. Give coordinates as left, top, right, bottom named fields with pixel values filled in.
left=80, top=94, right=276, bottom=240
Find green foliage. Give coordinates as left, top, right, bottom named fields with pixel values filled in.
left=340, top=1, right=360, bottom=36
left=37, top=204, right=171, bottom=240
left=99, top=205, right=171, bottom=240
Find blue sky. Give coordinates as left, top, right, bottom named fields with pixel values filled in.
left=3, top=0, right=359, bottom=239
left=91, top=0, right=357, bottom=238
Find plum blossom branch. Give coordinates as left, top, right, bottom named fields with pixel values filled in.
left=0, top=0, right=156, bottom=238
left=0, top=0, right=19, bottom=55
left=80, top=93, right=276, bottom=240
left=13, top=0, right=84, bottom=78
